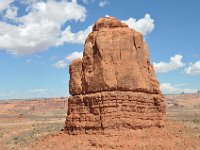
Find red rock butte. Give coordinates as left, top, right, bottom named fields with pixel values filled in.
left=65, top=16, right=166, bottom=135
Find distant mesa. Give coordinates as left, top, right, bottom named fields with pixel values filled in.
left=64, top=16, right=166, bottom=135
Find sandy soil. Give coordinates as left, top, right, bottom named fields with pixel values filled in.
left=28, top=121, right=200, bottom=150
left=0, top=94, right=200, bottom=150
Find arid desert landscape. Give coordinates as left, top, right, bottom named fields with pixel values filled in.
left=0, top=94, right=200, bottom=150
left=0, top=1, right=200, bottom=150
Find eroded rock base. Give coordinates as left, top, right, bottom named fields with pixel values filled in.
left=65, top=91, right=165, bottom=135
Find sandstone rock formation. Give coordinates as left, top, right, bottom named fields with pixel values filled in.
left=65, top=16, right=165, bottom=135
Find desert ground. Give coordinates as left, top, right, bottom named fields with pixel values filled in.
left=0, top=94, right=200, bottom=150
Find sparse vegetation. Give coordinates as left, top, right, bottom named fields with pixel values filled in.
left=0, top=98, right=67, bottom=150
left=0, top=95, right=200, bottom=149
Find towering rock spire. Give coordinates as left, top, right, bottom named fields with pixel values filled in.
left=65, top=16, right=165, bottom=135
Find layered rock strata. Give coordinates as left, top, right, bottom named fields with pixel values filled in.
left=65, top=16, right=165, bottom=135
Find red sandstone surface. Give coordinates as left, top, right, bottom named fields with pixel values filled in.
left=65, top=16, right=166, bottom=134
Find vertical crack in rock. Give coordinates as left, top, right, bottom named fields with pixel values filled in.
left=65, top=16, right=166, bottom=135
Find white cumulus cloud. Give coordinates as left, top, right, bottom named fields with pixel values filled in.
left=99, top=1, right=108, bottom=7
left=123, top=14, right=154, bottom=36
left=185, top=61, right=200, bottom=75
left=56, top=25, right=93, bottom=46
left=0, top=0, right=87, bottom=55
left=0, top=0, right=14, bottom=12
left=20, top=0, right=43, bottom=5
left=153, top=54, right=185, bottom=73
left=62, top=14, right=155, bottom=45
left=0, top=2, right=156, bottom=56
left=4, top=5, right=18, bottom=20
left=53, top=60, right=68, bottom=69
left=65, top=51, right=83, bottom=61
left=53, top=51, right=83, bottom=69
left=160, top=83, right=197, bottom=94
left=82, top=0, right=95, bottom=4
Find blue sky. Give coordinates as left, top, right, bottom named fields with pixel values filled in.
left=0, top=0, right=200, bottom=99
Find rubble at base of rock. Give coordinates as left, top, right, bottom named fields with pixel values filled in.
left=65, top=16, right=166, bottom=135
